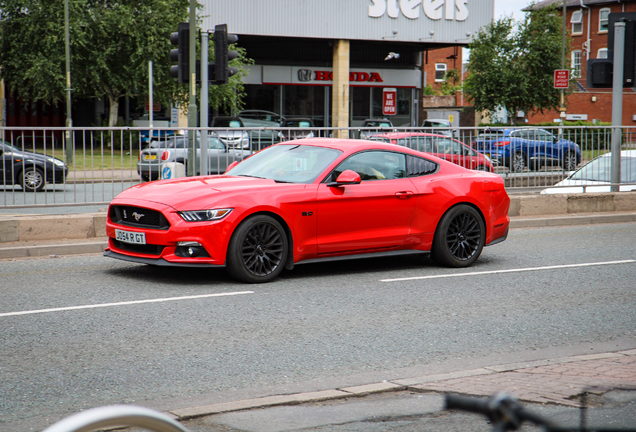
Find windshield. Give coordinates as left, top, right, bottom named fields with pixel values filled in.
left=364, top=121, right=391, bottom=128
left=226, top=144, right=342, bottom=183
left=477, top=132, right=506, bottom=140
left=423, top=121, right=449, bottom=127
left=284, top=120, right=312, bottom=128
left=214, top=118, right=243, bottom=128
left=569, top=155, right=636, bottom=183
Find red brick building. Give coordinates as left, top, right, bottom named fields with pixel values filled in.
left=526, top=0, right=636, bottom=125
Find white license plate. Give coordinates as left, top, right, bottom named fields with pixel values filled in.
left=115, top=229, right=146, bottom=245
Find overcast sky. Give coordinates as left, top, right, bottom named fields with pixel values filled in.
left=495, top=0, right=532, bottom=20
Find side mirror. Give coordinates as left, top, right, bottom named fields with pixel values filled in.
left=327, top=169, right=361, bottom=187
left=224, top=161, right=240, bottom=174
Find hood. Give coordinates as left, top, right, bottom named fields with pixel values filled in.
left=7, top=149, right=64, bottom=165
left=115, top=175, right=301, bottom=209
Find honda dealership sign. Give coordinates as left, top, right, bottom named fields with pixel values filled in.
left=243, top=66, right=421, bottom=88
left=202, top=0, right=493, bottom=44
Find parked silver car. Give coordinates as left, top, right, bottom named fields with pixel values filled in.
left=278, top=118, right=315, bottom=141
left=210, top=117, right=251, bottom=150
left=137, top=135, right=250, bottom=181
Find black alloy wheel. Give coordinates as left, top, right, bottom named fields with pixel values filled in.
left=226, top=215, right=288, bottom=283
left=20, top=167, right=45, bottom=192
left=431, top=204, right=485, bottom=268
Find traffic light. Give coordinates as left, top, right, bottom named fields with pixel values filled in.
left=213, top=24, right=239, bottom=84
left=170, top=22, right=189, bottom=84
left=587, top=13, right=636, bottom=88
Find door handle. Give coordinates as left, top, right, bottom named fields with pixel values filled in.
left=395, top=191, right=414, bottom=199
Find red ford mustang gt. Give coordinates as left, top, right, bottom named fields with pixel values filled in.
left=105, top=138, right=510, bottom=283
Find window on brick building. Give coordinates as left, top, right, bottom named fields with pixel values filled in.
left=597, top=48, right=608, bottom=59
left=572, top=50, right=582, bottom=78
left=571, top=10, right=583, bottom=35
left=599, top=8, right=610, bottom=32
left=435, top=63, right=447, bottom=82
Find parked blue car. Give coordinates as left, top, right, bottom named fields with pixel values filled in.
left=472, top=128, right=582, bottom=172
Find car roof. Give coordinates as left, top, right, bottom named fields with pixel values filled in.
left=271, top=137, right=462, bottom=167
left=369, top=132, right=459, bottom=140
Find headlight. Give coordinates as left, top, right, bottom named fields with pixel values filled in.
left=484, top=155, right=492, bottom=162
left=52, top=158, right=66, bottom=167
left=178, top=208, right=233, bottom=222
left=307, top=132, right=314, bottom=138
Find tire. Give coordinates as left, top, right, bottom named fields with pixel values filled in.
left=563, top=151, right=578, bottom=171
left=430, top=205, right=485, bottom=268
left=475, top=165, right=489, bottom=172
left=226, top=215, right=288, bottom=283
left=20, top=167, right=45, bottom=192
left=141, top=174, right=151, bottom=182
left=510, top=151, right=527, bottom=172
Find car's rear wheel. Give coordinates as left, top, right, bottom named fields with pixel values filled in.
left=226, top=215, right=288, bottom=283
left=510, top=151, right=526, bottom=172
left=563, top=151, right=578, bottom=171
left=431, top=205, right=485, bottom=268
left=20, top=167, right=45, bottom=192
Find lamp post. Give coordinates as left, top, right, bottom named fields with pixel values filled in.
left=64, top=0, right=73, bottom=164
left=560, top=0, right=567, bottom=126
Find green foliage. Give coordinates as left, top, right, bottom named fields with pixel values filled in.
left=0, top=0, right=252, bottom=125
left=464, top=6, right=570, bottom=124
left=422, top=85, right=437, bottom=95
left=439, top=69, right=461, bottom=96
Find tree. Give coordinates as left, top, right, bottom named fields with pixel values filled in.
left=463, top=6, right=569, bottom=124
left=0, top=0, right=251, bottom=126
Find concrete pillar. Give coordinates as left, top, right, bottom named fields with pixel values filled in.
left=332, top=40, right=350, bottom=138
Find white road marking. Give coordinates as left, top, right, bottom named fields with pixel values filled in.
left=0, top=291, right=254, bottom=318
left=381, top=260, right=636, bottom=282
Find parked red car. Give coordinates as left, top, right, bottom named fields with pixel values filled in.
left=369, top=132, right=494, bottom=172
left=105, top=138, right=509, bottom=283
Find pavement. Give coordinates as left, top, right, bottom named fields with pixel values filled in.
left=171, top=349, right=636, bottom=431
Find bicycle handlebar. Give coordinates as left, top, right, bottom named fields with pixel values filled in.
left=445, top=392, right=558, bottom=431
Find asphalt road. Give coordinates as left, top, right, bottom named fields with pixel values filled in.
left=1, top=222, right=635, bottom=431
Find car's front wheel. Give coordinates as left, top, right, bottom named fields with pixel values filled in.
left=563, top=151, right=578, bottom=171
left=510, top=151, right=527, bottom=172
left=20, top=167, right=45, bottom=192
left=430, top=205, right=485, bottom=268
left=226, top=215, right=288, bottom=283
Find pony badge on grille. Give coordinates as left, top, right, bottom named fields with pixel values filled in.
left=132, top=212, right=144, bottom=221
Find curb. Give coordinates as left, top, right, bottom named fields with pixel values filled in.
left=166, top=349, right=636, bottom=421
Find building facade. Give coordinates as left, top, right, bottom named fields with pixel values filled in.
left=527, top=0, right=636, bottom=125
left=203, top=0, right=492, bottom=130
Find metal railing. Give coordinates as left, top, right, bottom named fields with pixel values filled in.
left=1, top=125, right=635, bottom=208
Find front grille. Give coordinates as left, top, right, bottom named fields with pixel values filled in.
left=109, top=205, right=170, bottom=229
left=113, top=240, right=165, bottom=256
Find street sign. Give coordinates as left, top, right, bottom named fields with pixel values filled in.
left=382, top=88, right=397, bottom=116
left=554, top=70, right=570, bottom=89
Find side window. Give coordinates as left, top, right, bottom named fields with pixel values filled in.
left=437, top=138, right=454, bottom=154
left=571, top=10, right=583, bottom=35
left=331, top=151, right=406, bottom=181
left=407, top=155, right=438, bottom=177
left=449, top=140, right=462, bottom=155
left=599, top=8, right=610, bottom=33
left=510, top=130, right=523, bottom=139
left=435, top=63, right=447, bottom=82
left=572, top=50, right=582, bottom=78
